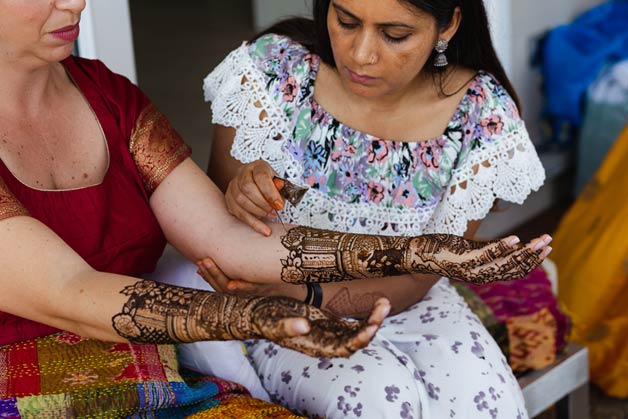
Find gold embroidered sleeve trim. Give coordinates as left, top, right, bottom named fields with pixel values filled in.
left=129, top=104, right=192, bottom=195
left=0, top=177, right=29, bottom=221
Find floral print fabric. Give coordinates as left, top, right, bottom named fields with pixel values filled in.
left=244, top=34, right=532, bottom=234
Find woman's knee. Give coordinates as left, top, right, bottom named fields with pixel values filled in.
left=248, top=340, right=424, bottom=419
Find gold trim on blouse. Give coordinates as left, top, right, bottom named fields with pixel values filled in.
left=0, top=177, right=29, bottom=221
left=129, top=104, right=191, bottom=195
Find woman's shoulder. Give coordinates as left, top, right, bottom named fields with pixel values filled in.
left=245, top=33, right=317, bottom=90
left=204, top=33, right=318, bottom=118
left=247, top=33, right=313, bottom=66
left=468, top=70, right=521, bottom=121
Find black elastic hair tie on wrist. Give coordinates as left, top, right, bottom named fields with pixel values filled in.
left=311, top=283, right=323, bottom=308
left=304, top=283, right=313, bottom=304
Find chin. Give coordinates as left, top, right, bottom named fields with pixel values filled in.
left=44, top=44, right=76, bottom=63
left=344, top=82, right=387, bottom=99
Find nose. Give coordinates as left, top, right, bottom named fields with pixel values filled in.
left=351, top=30, right=378, bottom=66
left=55, top=0, right=86, bottom=14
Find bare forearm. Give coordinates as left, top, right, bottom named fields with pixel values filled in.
left=318, top=274, right=439, bottom=318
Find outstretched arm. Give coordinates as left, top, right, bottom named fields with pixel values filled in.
left=0, top=215, right=388, bottom=357
left=153, top=158, right=551, bottom=286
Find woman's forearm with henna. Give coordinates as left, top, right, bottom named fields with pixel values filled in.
left=111, top=280, right=266, bottom=343
left=110, top=279, right=384, bottom=358
left=279, top=227, right=540, bottom=285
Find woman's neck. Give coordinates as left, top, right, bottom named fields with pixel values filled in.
left=0, top=58, right=62, bottom=118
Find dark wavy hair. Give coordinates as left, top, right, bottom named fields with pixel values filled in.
left=254, top=0, right=521, bottom=112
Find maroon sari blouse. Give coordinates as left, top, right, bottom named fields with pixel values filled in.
left=0, top=56, right=191, bottom=345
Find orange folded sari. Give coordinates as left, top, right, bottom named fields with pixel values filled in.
left=552, top=123, right=628, bottom=397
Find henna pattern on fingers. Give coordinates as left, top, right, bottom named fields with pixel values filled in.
left=279, top=227, right=543, bottom=285
left=111, top=280, right=378, bottom=357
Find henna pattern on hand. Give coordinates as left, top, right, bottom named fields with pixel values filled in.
left=112, top=280, right=375, bottom=357
left=250, top=296, right=375, bottom=357
left=279, top=227, right=541, bottom=285
left=325, top=287, right=388, bottom=319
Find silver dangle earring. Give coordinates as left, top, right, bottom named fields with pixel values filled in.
left=434, top=39, right=449, bottom=68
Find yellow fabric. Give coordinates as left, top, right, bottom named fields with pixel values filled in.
left=553, top=123, right=628, bottom=397
left=186, top=397, right=315, bottom=419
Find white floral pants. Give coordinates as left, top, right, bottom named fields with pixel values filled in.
left=246, top=278, right=528, bottom=419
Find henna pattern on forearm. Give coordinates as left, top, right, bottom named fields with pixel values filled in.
left=112, top=280, right=376, bottom=357
left=111, top=281, right=263, bottom=344
left=325, top=287, right=388, bottom=319
left=279, top=227, right=541, bottom=285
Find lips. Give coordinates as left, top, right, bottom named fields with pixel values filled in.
left=346, top=67, right=377, bottom=84
left=51, top=24, right=80, bottom=42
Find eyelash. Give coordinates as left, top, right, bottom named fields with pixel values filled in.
left=336, top=18, right=410, bottom=44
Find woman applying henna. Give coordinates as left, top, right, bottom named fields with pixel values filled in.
left=0, top=0, right=548, bottom=417
left=202, top=0, right=549, bottom=417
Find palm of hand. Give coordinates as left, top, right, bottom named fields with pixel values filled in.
left=251, top=296, right=375, bottom=358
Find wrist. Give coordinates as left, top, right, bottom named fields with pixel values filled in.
left=303, top=283, right=323, bottom=308
left=283, top=283, right=307, bottom=302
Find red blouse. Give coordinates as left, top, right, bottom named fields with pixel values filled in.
left=0, top=56, right=191, bottom=345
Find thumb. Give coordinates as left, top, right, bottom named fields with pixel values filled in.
left=227, top=279, right=255, bottom=292
left=272, top=176, right=285, bottom=191
left=274, top=317, right=310, bottom=339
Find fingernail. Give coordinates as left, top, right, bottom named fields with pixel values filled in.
left=262, top=228, right=272, bottom=237
left=294, top=320, right=309, bottom=334
left=533, top=241, right=545, bottom=251
left=273, top=178, right=285, bottom=190
left=205, top=260, right=214, bottom=268
left=544, top=246, right=553, bottom=257
left=508, top=236, right=520, bottom=246
left=544, top=235, right=553, bottom=244
left=273, top=200, right=284, bottom=210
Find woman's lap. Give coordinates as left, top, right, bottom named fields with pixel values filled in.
left=247, top=278, right=528, bottom=419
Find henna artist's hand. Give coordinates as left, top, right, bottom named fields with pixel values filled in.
left=197, top=257, right=305, bottom=300
left=224, top=160, right=283, bottom=236
left=409, top=234, right=553, bottom=284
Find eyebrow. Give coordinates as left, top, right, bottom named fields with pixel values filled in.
left=332, top=2, right=416, bottom=30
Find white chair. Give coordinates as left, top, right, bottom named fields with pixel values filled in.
left=519, top=343, right=589, bottom=418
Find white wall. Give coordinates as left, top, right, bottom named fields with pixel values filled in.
left=77, top=0, right=137, bottom=84
left=252, top=0, right=312, bottom=31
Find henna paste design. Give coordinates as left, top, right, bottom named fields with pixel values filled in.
left=279, top=227, right=541, bottom=285
left=325, top=287, right=388, bottom=319
left=112, top=280, right=375, bottom=357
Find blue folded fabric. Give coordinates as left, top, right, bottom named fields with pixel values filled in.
left=542, top=1, right=628, bottom=128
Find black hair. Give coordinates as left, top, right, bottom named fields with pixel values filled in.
left=254, top=0, right=521, bottom=112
